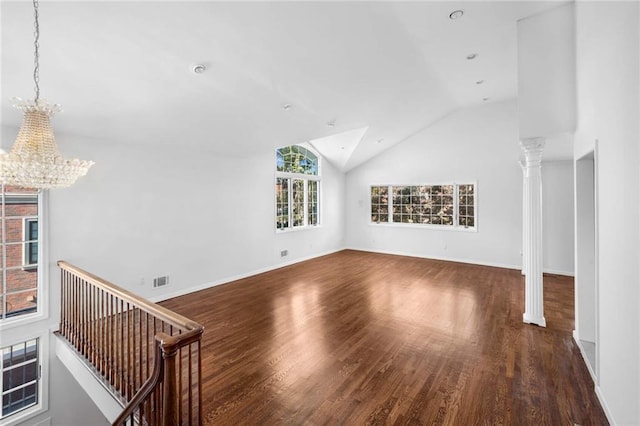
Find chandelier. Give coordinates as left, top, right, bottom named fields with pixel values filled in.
left=0, top=0, right=94, bottom=189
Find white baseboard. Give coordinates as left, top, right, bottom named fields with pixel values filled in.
left=150, top=247, right=347, bottom=303
left=595, top=384, right=615, bottom=425
left=572, top=332, right=615, bottom=425
left=345, top=247, right=575, bottom=276
left=345, top=246, right=523, bottom=271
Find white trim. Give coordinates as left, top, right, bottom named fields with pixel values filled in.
left=0, top=190, right=48, bottom=329
left=149, top=247, right=346, bottom=303
left=0, top=329, right=49, bottom=426
left=345, top=246, right=522, bottom=271
left=369, top=182, right=477, bottom=231
left=368, top=222, right=478, bottom=233
left=594, top=384, right=615, bottom=426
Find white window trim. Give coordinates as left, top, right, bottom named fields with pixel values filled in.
left=274, top=144, right=322, bottom=233
left=369, top=182, right=478, bottom=232
left=22, top=217, right=38, bottom=271
left=0, top=328, right=50, bottom=426
left=0, top=191, right=49, bottom=330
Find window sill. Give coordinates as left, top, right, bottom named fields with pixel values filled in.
left=0, top=310, right=46, bottom=331
left=276, top=224, right=323, bottom=234
left=369, top=222, right=478, bottom=233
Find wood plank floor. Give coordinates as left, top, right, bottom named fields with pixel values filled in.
left=160, top=250, right=608, bottom=425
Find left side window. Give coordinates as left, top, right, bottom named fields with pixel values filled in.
left=0, top=185, right=39, bottom=320
left=1, top=339, right=40, bottom=420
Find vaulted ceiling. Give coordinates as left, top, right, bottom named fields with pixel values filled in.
left=1, top=1, right=565, bottom=171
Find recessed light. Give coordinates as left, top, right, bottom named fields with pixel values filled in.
left=327, top=121, right=335, bottom=127
left=466, top=53, right=477, bottom=60
left=482, top=97, right=490, bottom=102
left=449, top=10, right=464, bottom=20
left=192, top=64, right=206, bottom=74
left=476, top=80, right=484, bottom=85
left=377, top=139, right=384, bottom=144
left=340, top=146, right=345, bottom=150
left=283, top=104, right=292, bottom=110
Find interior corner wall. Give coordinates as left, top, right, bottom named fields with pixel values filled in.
left=45, top=136, right=345, bottom=314
left=344, top=100, right=574, bottom=274
left=517, top=2, right=576, bottom=139
left=542, top=160, right=574, bottom=276
left=574, top=1, right=640, bottom=424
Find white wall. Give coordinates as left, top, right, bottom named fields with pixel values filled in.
left=574, top=1, right=640, bottom=424
left=345, top=100, right=575, bottom=274
left=345, top=101, right=514, bottom=269
left=542, top=161, right=574, bottom=275
left=46, top=135, right=345, bottom=306
left=0, top=126, right=345, bottom=424
left=517, top=3, right=576, bottom=138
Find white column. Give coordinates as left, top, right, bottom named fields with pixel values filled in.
left=520, top=137, right=546, bottom=327
left=519, top=161, right=527, bottom=276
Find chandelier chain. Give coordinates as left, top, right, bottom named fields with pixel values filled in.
left=33, top=0, right=40, bottom=102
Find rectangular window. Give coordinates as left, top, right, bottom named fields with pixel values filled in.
left=1, top=185, right=40, bottom=320
left=1, top=339, right=39, bottom=420
left=370, top=186, right=388, bottom=223
left=292, top=179, right=305, bottom=227
left=371, top=183, right=476, bottom=229
left=275, top=178, right=320, bottom=231
left=458, top=184, right=475, bottom=228
left=23, top=219, right=38, bottom=267
left=276, top=178, right=289, bottom=230
left=308, top=181, right=318, bottom=226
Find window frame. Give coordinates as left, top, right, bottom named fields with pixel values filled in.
left=370, top=182, right=477, bottom=232
left=275, top=145, right=322, bottom=233
left=0, top=330, right=49, bottom=426
left=0, top=188, right=48, bottom=329
left=22, top=217, right=38, bottom=270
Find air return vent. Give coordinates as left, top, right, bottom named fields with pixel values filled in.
left=153, top=275, right=169, bottom=288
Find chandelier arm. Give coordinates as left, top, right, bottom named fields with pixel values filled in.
left=33, top=0, right=40, bottom=103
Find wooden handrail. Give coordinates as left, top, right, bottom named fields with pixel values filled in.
left=57, top=261, right=204, bottom=425
left=112, top=336, right=165, bottom=425
left=58, top=261, right=202, bottom=332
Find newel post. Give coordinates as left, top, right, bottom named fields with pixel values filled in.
left=161, top=341, right=180, bottom=426
left=520, top=137, right=546, bottom=327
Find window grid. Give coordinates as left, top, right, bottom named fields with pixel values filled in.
left=371, top=183, right=476, bottom=229
left=275, top=178, right=289, bottom=230
left=275, top=145, right=321, bottom=231
left=370, top=186, right=389, bottom=223
left=292, top=179, right=305, bottom=227
left=1, top=185, right=40, bottom=320
left=458, top=184, right=475, bottom=228
left=308, top=181, right=319, bottom=226
left=1, top=339, right=39, bottom=419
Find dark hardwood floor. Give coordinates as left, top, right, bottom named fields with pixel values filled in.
left=161, top=250, right=607, bottom=425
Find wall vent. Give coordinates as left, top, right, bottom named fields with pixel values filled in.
left=280, top=250, right=288, bottom=257
left=153, top=275, right=169, bottom=288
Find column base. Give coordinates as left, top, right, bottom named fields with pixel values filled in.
left=523, top=313, right=546, bottom=327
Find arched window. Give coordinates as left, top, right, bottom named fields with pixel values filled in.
left=275, top=145, right=320, bottom=230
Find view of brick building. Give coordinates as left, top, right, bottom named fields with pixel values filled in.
left=0, top=185, right=38, bottom=318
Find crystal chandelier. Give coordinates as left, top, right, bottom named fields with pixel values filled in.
left=0, top=0, right=94, bottom=189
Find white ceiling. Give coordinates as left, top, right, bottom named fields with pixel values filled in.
left=1, top=1, right=566, bottom=171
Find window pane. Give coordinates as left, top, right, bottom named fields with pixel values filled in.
left=370, top=186, right=389, bottom=223
left=292, top=179, right=305, bottom=227
left=308, top=181, right=318, bottom=226
left=1, top=186, right=39, bottom=320
left=275, top=178, right=289, bottom=230
left=1, top=339, right=39, bottom=418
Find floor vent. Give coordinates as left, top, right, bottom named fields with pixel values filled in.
left=153, top=275, right=169, bottom=288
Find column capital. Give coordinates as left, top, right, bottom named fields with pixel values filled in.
left=520, top=137, right=545, bottom=165
left=520, top=137, right=546, bottom=154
